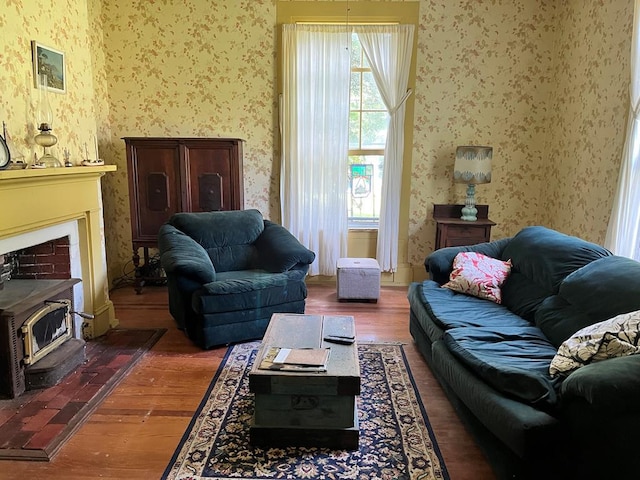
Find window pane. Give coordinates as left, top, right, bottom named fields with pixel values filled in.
left=350, top=71, right=361, bottom=110
left=350, top=33, right=361, bottom=68
left=347, top=34, right=387, bottom=228
left=348, top=155, right=384, bottom=225
left=362, top=72, right=385, bottom=110
left=361, top=111, right=388, bottom=149
left=349, top=112, right=361, bottom=149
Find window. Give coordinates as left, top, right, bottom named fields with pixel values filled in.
left=348, top=33, right=388, bottom=228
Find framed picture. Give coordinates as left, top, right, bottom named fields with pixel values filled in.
left=31, top=41, right=66, bottom=94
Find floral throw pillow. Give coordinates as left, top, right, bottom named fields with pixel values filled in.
left=442, top=252, right=512, bottom=304
left=549, top=310, right=640, bottom=377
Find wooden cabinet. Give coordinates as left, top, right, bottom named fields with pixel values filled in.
left=124, top=137, right=244, bottom=292
left=433, top=204, right=495, bottom=250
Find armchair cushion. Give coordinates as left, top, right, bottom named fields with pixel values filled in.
left=168, top=209, right=264, bottom=272
left=193, top=270, right=308, bottom=315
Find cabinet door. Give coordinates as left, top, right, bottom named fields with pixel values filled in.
left=182, top=139, right=243, bottom=212
left=126, top=140, right=181, bottom=245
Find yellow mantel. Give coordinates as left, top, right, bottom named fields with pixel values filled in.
left=0, top=165, right=118, bottom=339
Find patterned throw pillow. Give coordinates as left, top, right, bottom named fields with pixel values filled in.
left=549, top=310, right=640, bottom=377
left=442, top=252, right=512, bottom=304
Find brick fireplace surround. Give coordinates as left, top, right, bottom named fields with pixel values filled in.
left=6, top=237, right=72, bottom=281
left=0, top=166, right=117, bottom=339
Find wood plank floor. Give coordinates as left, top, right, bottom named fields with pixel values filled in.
left=0, top=284, right=495, bottom=480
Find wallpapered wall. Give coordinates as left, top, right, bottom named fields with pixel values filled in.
left=0, top=0, right=633, bottom=285
left=541, top=1, right=632, bottom=241
left=97, top=0, right=279, bottom=282
left=0, top=0, right=101, bottom=166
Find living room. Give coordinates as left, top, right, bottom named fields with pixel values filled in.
left=0, top=0, right=635, bottom=479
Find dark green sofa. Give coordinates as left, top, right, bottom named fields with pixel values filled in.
left=408, top=226, right=640, bottom=479
left=158, top=209, right=315, bottom=349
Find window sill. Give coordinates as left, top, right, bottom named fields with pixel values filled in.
left=348, top=227, right=378, bottom=232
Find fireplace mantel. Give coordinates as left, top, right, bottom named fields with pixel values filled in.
left=0, top=166, right=118, bottom=338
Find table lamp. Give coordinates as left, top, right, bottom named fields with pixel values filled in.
left=453, top=145, right=492, bottom=221
left=34, top=74, right=62, bottom=168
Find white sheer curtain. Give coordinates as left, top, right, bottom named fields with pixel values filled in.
left=356, top=25, right=415, bottom=272
left=605, top=0, right=640, bottom=261
left=280, top=24, right=351, bottom=275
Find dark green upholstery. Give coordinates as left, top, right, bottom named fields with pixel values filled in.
left=536, top=255, right=640, bottom=347
left=158, top=210, right=315, bottom=349
left=409, top=226, right=640, bottom=479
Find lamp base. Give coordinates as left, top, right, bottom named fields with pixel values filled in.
left=34, top=128, right=62, bottom=168
left=461, top=184, right=477, bottom=221
left=38, top=152, right=63, bottom=168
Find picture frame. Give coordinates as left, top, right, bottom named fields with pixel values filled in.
left=31, top=41, right=66, bottom=94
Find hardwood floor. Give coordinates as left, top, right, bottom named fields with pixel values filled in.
left=0, top=284, right=495, bottom=480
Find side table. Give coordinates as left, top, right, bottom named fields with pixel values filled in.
left=433, top=204, right=496, bottom=249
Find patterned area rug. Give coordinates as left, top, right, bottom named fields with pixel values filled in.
left=163, top=342, right=449, bottom=480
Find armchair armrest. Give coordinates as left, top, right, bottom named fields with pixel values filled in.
left=426, top=237, right=511, bottom=284
left=253, top=220, right=316, bottom=273
left=158, top=224, right=216, bottom=284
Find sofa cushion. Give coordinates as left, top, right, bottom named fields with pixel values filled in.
left=536, top=255, right=640, bottom=347
left=420, top=280, right=532, bottom=331
left=444, top=326, right=561, bottom=408
left=549, top=309, right=640, bottom=377
left=443, top=252, right=512, bottom=303
left=499, top=226, right=611, bottom=321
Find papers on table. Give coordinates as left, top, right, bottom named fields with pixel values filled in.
left=259, top=346, right=331, bottom=372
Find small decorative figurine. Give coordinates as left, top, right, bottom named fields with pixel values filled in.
left=63, top=148, right=73, bottom=167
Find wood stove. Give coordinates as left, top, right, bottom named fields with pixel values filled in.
left=0, top=278, right=85, bottom=398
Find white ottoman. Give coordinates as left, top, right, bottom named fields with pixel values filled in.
left=336, top=258, right=380, bottom=302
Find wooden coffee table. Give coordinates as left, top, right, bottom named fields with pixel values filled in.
left=248, top=313, right=361, bottom=449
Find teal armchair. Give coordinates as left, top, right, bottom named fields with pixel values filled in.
left=158, top=209, right=315, bottom=349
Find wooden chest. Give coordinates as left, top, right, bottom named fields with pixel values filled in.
left=248, top=314, right=360, bottom=449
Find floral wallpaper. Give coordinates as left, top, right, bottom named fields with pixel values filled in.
left=0, top=0, right=633, bottom=285
left=0, top=0, right=101, bottom=166
left=540, top=0, right=632, bottom=244
left=97, top=0, right=278, bottom=282
left=408, top=0, right=559, bottom=265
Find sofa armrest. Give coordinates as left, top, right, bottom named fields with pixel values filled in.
left=253, top=220, right=316, bottom=273
left=158, top=224, right=216, bottom=284
left=426, top=237, right=511, bottom=284
left=560, top=355, right=640, bottom=413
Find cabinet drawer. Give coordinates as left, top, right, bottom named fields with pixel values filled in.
left=445, top=234, right=487, bottom=248
left=446, top=225, right=482, bottom=237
